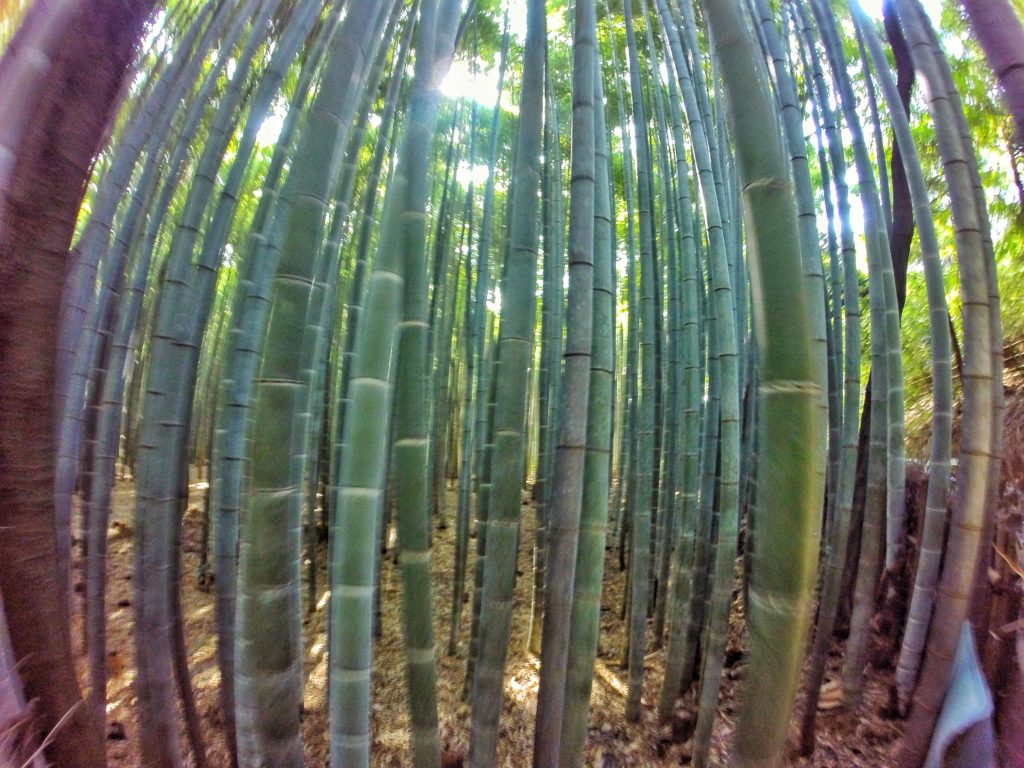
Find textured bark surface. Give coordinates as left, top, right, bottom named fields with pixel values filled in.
left=0, top=2, right=154, bottom=765
left=961, top=0, right=1024, bottom=144
left=885, top=0, right=915, bottom=315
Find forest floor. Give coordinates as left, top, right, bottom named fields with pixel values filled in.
left=74, top=478, right=904, bottom=767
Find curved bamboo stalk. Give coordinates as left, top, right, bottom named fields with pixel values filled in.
left=935, top=0, right=1004, bottom=662
left=54, top=0, right=206, bottom=425
left=233, top=4, right=391, bottom=764
left=302, top=6, right=408, bottom=612
left=698, top=0, right=827, bottom=764
left=849, top=0, right=953, bottom=718
left=801, top=0, right=898, bottom=711
left=210, top=10, right=335, bottom=759
left=56, top=1, right=228, bottom=595
left=130, top=4, right=284, bottom=764
left=0, top=1, right=155, bottom=764
left=327, top=1, right=459, bottom=765
left=893, top=1, right=998, bottom=762
left=852, top=16, right=908, bottom=581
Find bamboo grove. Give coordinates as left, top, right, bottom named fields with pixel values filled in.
left=0, top=0, right=1017, bottom=766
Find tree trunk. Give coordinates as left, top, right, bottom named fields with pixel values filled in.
left=960, top=0, right=1024, bottom=144
left=0, top=1, right=154, bottom=765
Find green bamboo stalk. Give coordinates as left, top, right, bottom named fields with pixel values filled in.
left=781, top=0, right=844, bottom=570
left=327, top=2, right=460, bottom=765
left=558, top=40, right=614, bottom=767
left=79, top=0, right=247, bottom=603
left=56, top=2, right=218, bottom=545
left=893, top=1, right=997, bottom=762
left=803, top=0, right=899, bottom=711
left=389, top=2, right=461, bottom=762
left=600, top=0, right=634, bottom=562
left=670, top=4, right=722, bottom=679
left=425, top=103, right=465, bottom=534
left=451, top=240, right=476, bottom=654
left=85, top=217, right=160, bottom=724
left=430, top=108, right=474, bottom=533
left=116, top=96, right=247, bottom=756
left=850, top=0, right=953, bottom=719
left=234, top=4, right=391, bottom=764
left=131, top=4, right=291, bottom=764
left=448, top=77, right=480, bottom=658
left=467, top=0, right=546, bottom=759
left=464, top=21, right=512, bottom=691
left=530, top=75, right=565, bottom=656
left=465, top=311, right=499, bottom=697
left=330, top=3, right=415, bottom=516
left=699, top=0, right=826, bottom=765
left=654, top=0, right=703, bottom=712
left=858, top=22, right=893, bottom=237
left=786, top=0, right=864, bottom=752
left=640, top=0, right=681, bottom=648
left=749, top=0, right=835, bottom=667
left=210, top=9, right=334, bottom=759
left=748, top=0, right=828, bottom=507
left=747, top=16, right=836, bottom=737
left=853, top=15, right=907, bottom=581
left=621, top=0, right=660, bottom=723
left=657, top=3, right=742, bottom=754
left=303, top=7, right=407, bottom=608
left=451, top=16, right=509, bottom=658
left=930, top=0, right=1004, bottom=656
left=688, top=248, right=718, bottom=695
left=532, top=0, right=596, bottom=761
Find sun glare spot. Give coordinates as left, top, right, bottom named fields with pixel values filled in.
left=856, top=0, right=884, bottom=18
left=439, top=58, right=501, bottom=104
left=855, top=0, right=942, bottom=22
left=456, top=161, right=491, bottom=189
left=256, top=110, right=285, bottom=148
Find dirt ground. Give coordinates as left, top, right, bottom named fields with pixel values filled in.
left=73, top=476, right=903, bottom=767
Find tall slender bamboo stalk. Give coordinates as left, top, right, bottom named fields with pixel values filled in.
left=655, top=0, right=703, bottom=712
left=451, top=16, right=509, bottom=658
left=893, top=2, right=998, bottom=762
left=468, top=0, right=545, bottom=760
left=699, top=0, right=826, bottom=764
left=849, top=0, right=953, bottom=719
left=530, top=74, right=565, bottom=656
left=234, top=4, right=391, bottom=764
left=559, top=40, right=615, bottom=767
left=621, top=0, right=660, bottom=723
left=389, top=3, right=461, bottom=764
left=533, top=0, right=596, bottom=761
